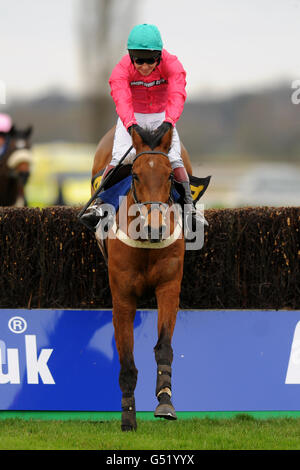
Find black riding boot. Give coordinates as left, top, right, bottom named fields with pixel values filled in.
left=177, top=180, right=208, bottom=235
left=80, top=198, right=103, bottom=232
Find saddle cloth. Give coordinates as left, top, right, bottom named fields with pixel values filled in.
left=97, top=174, right=181, bottom=211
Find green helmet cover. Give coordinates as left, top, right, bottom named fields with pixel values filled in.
left=127, top=24, right=163, bottom=51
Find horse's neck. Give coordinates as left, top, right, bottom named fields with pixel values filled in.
left=116, top=191, right=134, bottom=235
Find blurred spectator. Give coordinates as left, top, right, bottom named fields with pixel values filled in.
left=0, top=113, right=12, bottom=157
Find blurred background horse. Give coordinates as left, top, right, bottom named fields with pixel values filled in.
left=0, top=125, right=33, bottom=206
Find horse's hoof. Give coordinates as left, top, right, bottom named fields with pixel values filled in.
left=121, top=414, right=137, bottom=431
left=154, top=403, right=177, bottom=420
left=121, top=423, right=137, bottom=432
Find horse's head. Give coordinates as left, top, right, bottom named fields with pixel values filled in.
left=2, top=125, right=33, bottom=184
left=130, top=125, right=175, bottom=243
left=0, top=125, right=33, bottom=206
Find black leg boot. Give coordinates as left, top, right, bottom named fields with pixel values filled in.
left=121, top=395, right=137, bottom=431
left=154, top=365, right=177, bottom=420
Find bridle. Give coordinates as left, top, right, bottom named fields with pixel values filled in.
left=131, top=150, right=174, bottom=217
left=0, top=134, right=31, bottom=185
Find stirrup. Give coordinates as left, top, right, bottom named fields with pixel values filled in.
left=193, top=208, right=208, bottom=227
left=184, top=205, right=208, bottom=233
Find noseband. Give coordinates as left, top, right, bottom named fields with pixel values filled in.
left=131, top=151, right=174, bottom=215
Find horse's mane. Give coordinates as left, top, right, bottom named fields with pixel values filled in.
left=9, top=125, right=33, bottom=140
left=135, top=126, right=168, bottom=151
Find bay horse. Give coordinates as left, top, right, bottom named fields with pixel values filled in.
left=91, top=125, right=193, bottom=190
left=90, top=125, right=192, bottom=431
left=0, top=125, right=33, bottom=206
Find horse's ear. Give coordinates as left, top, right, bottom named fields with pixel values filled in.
left=25, top=126, right=33, bottom=138
left=160, top=127, right=173, bottom=153
left=131, top=127, right=144, bottom=150
left=9, top=125, right=16, bottom=136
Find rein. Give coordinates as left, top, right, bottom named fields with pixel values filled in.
left=131, top=151, right=174, bottom=212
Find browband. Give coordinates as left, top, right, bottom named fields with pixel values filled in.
left=133, top=150, right=170, bottom=162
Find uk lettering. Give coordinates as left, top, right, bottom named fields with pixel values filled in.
left=0, top=334, right=55, bottom=385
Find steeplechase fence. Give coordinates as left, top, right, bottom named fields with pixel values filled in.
left=0, top=206, right=299, bottom=310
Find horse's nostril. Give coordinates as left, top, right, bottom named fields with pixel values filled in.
left=160, top=224, right=167, bottom=236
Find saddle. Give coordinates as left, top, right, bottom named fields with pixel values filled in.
left=92, top=164, right=132, bottom=193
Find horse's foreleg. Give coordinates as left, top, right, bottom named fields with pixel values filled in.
left=154, top=282, right=180, bottom=420
left=112, top=296, right=138, bottom=431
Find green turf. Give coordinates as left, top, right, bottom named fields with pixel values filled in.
left=2, top=410, right=300, bottom=421
left=2, top=415, right=300, bottom=450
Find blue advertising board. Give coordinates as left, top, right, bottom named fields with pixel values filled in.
left=1, top=309, right=300, bottom=412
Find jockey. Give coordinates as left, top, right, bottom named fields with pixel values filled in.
left=82, top=23, right=202, bottom=234
left=0, top=113, right=12, bottom=157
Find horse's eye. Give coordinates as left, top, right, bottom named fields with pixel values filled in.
left=132, top=173, right=139, bottom=181
left=169, top=173, right=174, bottom=181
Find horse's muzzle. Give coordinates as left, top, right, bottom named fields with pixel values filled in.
left=142, top=204, right=168, bottom=243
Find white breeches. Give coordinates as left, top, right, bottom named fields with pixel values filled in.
left=111, top=112, right=184, bottom=169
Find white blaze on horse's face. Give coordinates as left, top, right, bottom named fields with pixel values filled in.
left=132, top=155, right=173, bottom=242
left=15, top=139, right=26, bottom=149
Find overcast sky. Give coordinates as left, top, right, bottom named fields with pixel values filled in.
left=0, top=0, right=300, bottom=102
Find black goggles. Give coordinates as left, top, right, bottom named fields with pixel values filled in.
left=133, top=56, right=158, bottom=65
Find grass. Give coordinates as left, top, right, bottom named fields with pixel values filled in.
left=1, top=415, right=300, bottom=450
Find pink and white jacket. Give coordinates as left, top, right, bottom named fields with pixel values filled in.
left=109, top=49, right=187, bottom=130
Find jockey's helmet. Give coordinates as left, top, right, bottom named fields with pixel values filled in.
left=0, top=113, right=12, bottom=134
left=127, top=24, right=163, bottom=56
